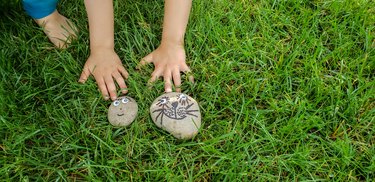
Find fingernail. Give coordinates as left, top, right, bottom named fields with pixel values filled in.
left=121, top=88, right=128, bottom=93
left=165, top=88, right=172, bottom=93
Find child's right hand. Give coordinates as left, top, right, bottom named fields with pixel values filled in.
left=79, top=49, right=128, bottom=101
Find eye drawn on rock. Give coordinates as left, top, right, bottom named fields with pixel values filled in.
left=121, top=97, right=129, bottom=103
left=177, top=94, right=191, bottom=106
left=157, top=97, right=170, bottom=107
left=113, top=100, right=120, bottom=106
left=152, top=95, right=199, bottom=125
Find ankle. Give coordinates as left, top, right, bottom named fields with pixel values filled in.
left=34, top=10, right=61, bottom=27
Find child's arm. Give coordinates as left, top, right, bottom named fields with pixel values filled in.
left=79, top=0, right=128, bottom=101
left=140, top=0, right=193, bottom=93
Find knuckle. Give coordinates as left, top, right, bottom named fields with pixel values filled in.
left=151, top=72, right=159, bottom=77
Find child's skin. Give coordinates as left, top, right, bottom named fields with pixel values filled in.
left=34, top=10, right=77, bottom=48
left=23, top=0, right=77, bottom=48
left=78, top=0, right=194, bottom=101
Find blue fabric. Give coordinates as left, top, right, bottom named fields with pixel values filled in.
left=23, top=0, right=59, bottom=19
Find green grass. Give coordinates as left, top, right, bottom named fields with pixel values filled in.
left=1, top=0, right=374, bottom=181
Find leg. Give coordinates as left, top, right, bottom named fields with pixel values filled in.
left=23, top=0, right=77, bottom=48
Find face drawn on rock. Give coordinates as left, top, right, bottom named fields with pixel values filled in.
left=108, top=96, right=138, bottom=126
left=111, top=97, right=130, bottom=116
left=152, top=93, right=199, bottom=125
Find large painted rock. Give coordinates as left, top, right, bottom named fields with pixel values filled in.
left=150, top=92, right=201, bottom=139
left=108, top=96, right=138, bottom=127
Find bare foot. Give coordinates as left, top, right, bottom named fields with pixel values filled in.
left=34, top=10, right=77, bottom=48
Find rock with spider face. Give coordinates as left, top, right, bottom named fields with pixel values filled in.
left=108, top=96, right=138, bottom=126
left=150, top=92, right=201, bottom=139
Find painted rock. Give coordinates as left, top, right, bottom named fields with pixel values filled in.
left=108, top=96, right=138, bottom=127
left=150, top=92, right=201, bottom=139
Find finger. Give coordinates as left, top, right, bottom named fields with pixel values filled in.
left=164, top=70, right=172, bottom=93
left=118, top=66, right=129, bottom=79
left=149, top=68, right=163, bottom=84
left=104, top=76, right=118, bottom=101
left=137, top=53, right=153, bottom=69
left=172, top=69, right=182, bottom=92
left=97, top=77, right=110, bottom=100
left=112, top=72, right=127, bottom=94
left=78, top=67, right=90, bottom=83
left=188, top=74, right=195, bottom=83
left=181, top=65, right=194, bottom=83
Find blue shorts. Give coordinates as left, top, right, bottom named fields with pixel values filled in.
left=23, top=0, right=59, bottom=19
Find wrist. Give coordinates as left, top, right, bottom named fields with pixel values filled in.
left=89, top=37, right=114, bottom=52
left=90, top=45, right=114, bottom=54
left=161, top=31, right=185, bottom=46
left=160, top=37, right=185, bottom=48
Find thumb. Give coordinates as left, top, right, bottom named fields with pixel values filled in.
left=137, top=53, right=153, bottom=69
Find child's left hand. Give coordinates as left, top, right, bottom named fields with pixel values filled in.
left=139, top=43, right=193, bottom=93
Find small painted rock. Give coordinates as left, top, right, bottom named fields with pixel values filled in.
left=108, top=96, right=138, bottom=127
left=150, top=92, right=201, bottom=139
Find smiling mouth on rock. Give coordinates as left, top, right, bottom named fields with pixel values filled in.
left=117, top=113, right=125, bottom=116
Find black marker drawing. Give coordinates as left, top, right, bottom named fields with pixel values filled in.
left=153, top=94, right=199, bottom=125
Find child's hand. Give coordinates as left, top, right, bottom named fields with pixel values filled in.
left=140, top=43, right=194, bottom=93
left=79, top=49, right=128, bottom=100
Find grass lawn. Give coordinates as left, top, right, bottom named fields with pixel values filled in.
left=1, top=0, right=374, bottom=181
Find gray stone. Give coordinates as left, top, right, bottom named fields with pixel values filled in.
left=108, top=96, right=138, bottom=127
left=150, top=92, right=201, bottom=139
